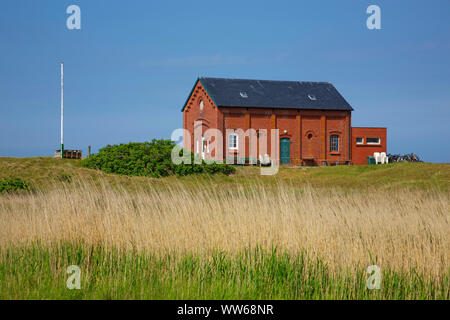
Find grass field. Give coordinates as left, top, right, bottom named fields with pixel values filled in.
left=0, top=157, right=449, bottom=299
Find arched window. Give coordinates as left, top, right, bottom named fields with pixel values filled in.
left=199, top=100, right=204, bottom=111
left=330, top=135, right=339, bottom=152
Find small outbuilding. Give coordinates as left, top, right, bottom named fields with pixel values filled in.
left=54, top=149, right=82, bottom=159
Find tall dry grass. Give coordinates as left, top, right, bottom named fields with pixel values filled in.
left=0, top=176, right=448, bottom=278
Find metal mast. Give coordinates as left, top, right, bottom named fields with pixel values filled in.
left=60, top=62, right=64, bottom=158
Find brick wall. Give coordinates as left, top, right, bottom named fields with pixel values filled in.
left=351, top=127, right=387, bottom=165
left=183, top=81, right=221, bottom=155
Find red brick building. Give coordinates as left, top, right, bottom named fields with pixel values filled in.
left=182, top=77, right=386, bottom=165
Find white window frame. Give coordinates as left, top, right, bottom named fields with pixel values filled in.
left=228, top=133, right=238, bottom=150
left=356, top=137, right=364, bottom=145
left=200, top=136, right=207, bottom=159
left=329, top=134, right=339, bottom=152
left=366, top=137, right=381, bottom=145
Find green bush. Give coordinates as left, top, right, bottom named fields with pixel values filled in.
left=81, top=140, right=235, bottom=178
left=0, top=178, right=31, bottom=194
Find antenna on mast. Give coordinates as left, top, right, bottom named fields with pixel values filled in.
left=60, top=62, right=64, bottom=159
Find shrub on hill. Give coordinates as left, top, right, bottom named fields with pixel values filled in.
left=81, top=140, right=235, bottom=178
left=0, top=178, right=31, bottom=194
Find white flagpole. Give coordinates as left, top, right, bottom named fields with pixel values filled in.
left=61, top=62, right=64, bottom=158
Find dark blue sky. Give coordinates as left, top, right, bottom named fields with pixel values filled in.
left=0, top=0, right=449, bottom=162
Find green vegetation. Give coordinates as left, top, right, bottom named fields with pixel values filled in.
left=80, top=140, right=235, bottom=178
left=59, top=173, right=73, bottom=183
left=1, top=243, right=447, bottom=300
left=0, top=178, right=30, bottom=194
left=0, top=156, right=447, bottom=192
left=0, top=157, right=448, bottom=300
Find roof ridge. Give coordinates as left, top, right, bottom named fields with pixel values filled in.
left=199, top=76, right=331, bottom=84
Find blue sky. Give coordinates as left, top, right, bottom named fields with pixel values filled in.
left=0, top=0, right=449, bottom=162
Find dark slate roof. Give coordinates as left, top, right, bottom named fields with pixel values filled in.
left=182, top=77, right=353, bottom=111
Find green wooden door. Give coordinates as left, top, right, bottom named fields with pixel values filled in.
left=280, top=138, right=290, bottom=164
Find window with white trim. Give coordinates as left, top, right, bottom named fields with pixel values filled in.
left=330, top=135, right=339, bottom=152
left=366, top=137, right=380, bottom=144
left=228, top=133, right=238, bottom=150
left=356, top=137, right=364, bottom=144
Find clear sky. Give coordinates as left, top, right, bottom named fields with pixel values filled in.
left=0, top=0, right=449, bottom=162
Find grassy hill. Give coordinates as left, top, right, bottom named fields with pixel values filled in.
left=0, top=156, right=449, bottom=191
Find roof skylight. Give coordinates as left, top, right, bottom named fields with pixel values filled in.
left=240, top=92, right=248, bottom=98
left=308, top=94, right=317, bottom=101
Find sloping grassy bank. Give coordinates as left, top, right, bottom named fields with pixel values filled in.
left=0, top=157, right=449, bottom=192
